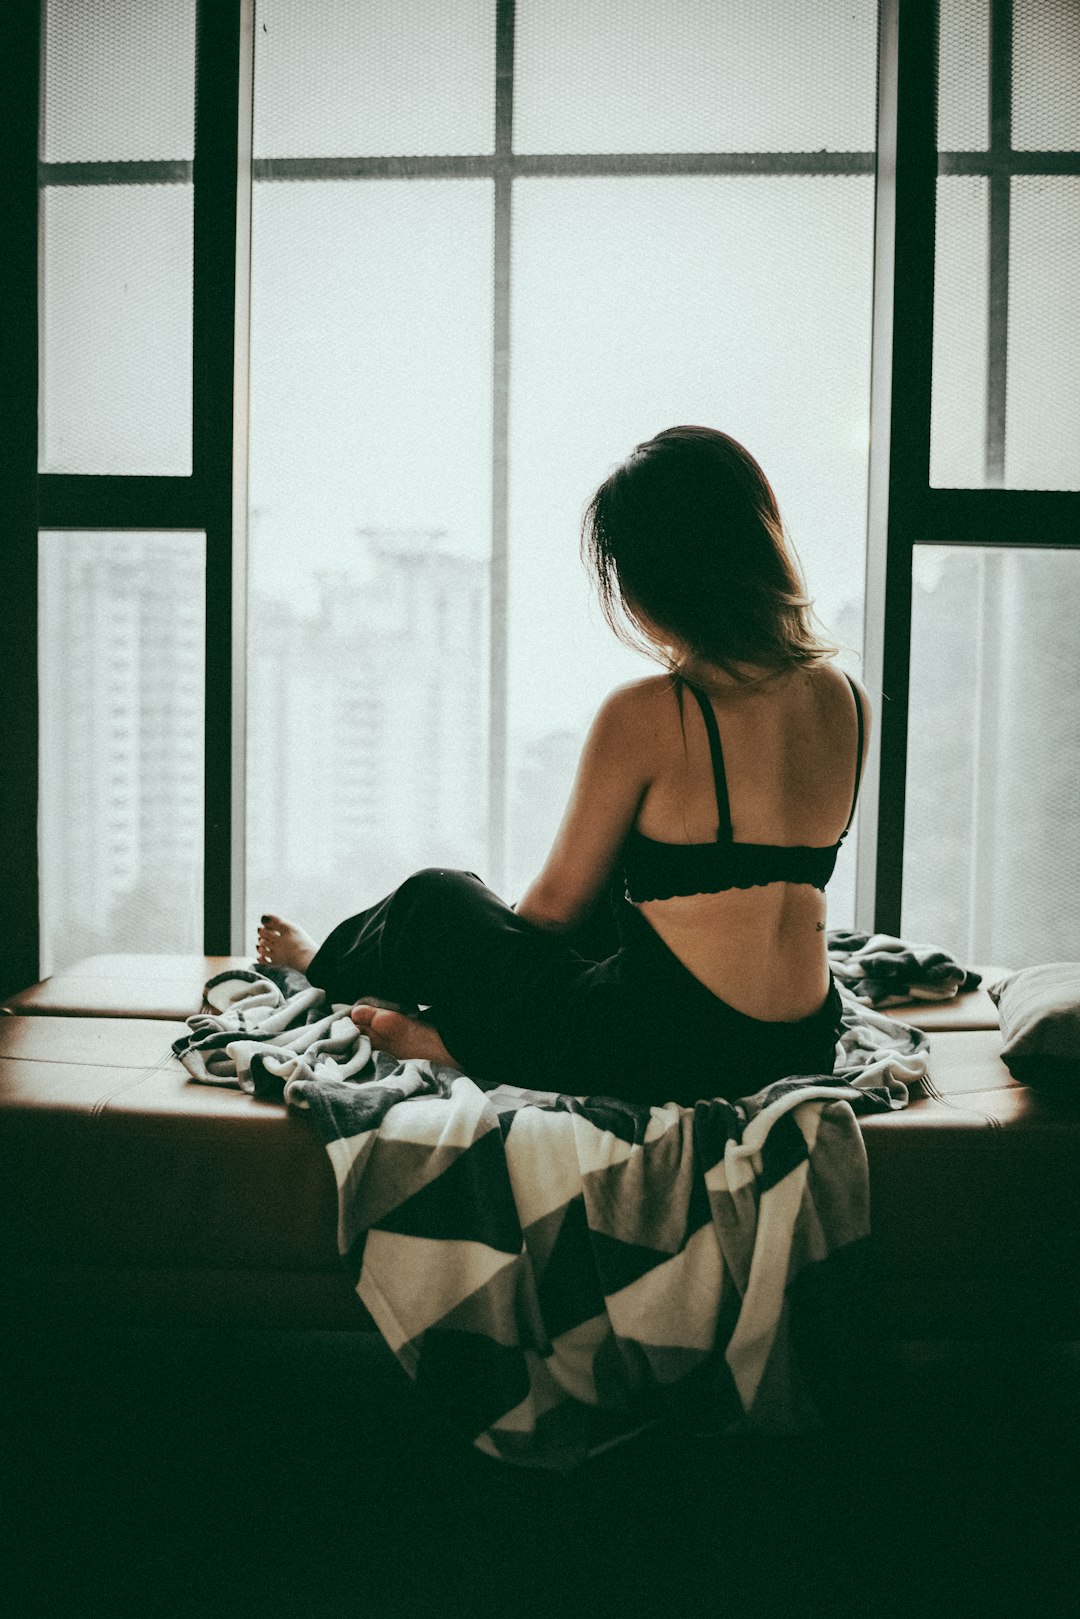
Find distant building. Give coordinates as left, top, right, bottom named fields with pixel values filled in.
left=247, top=527, right=488, bottom=943
left=39, top=532, right=204, bottom=973
left=41, top=531, right=1077, bottom=978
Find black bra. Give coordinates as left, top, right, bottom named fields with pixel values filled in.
left=622, top=674, right=864, bottom=901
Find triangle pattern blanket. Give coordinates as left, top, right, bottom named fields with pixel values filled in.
left=174, top=966, right=926, bottom=1469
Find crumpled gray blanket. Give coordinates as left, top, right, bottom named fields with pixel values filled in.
left=827, top=928, right=983, bottom=1008
left=172, top=961, right=928, bottom=1100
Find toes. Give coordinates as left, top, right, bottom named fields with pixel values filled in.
left=351, top=1003, right=420, bottom=1058
left=350, top=1004, right=448, bottom=1062
left=369, top=1009, right=405, bottom=1040
left=351, top=1006, right=407, bottom=1054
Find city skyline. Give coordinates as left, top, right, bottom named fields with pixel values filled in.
left=38, top=519, right=1080, bottom=978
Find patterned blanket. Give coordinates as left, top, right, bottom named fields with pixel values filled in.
left=828, top=929, right=983, bottom=1007
left=174, top=963, right=928, bottom=1470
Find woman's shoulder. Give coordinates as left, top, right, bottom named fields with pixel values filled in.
left=593, top=674, right=679, bottom=727
left=798, top=664, right=873, bottom=783
left=602, top=671, right=677, bottom=704
left=834, top=665, right=873, bottom=731
left=805, top=661, right=873, bottom=724
left=587, top=675, right=681, bottom=763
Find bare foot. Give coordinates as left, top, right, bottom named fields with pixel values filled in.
left=351, top=1003, right=458, bottom=1068
left=256, top=913, right=317, bottom=973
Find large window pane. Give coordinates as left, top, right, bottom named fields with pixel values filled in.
left=253, top=0, right=496, bottom=158
left=514, top=0, right=878, bottom=154
left=930, top=177, right=990, bottom=488
left=933, top=2, right=1080, bottom=491
left=245, top=180, right=493, bottom=948
left=40, top=184, right=193, bottom=474
left=42, top=0, right=195, bottom=163
left=39, top=532, right=205, bottom=976
left=937, top=0, right=990, bottom=151
left=507, top=176, right=874, bottom=920
left=903, top=547, right=1080, bottom=968
left=1006, top=177, right=1080, bottom=489
left=930, top=176, right=1080, bottom=491
left=1013, top=0, right=1080, bottom=151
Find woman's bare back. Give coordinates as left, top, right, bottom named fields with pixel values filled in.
left=630, top=662, right=871, bottom=1022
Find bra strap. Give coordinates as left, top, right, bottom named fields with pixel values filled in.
left=842, top=675, right=865, bottom=836
left=684, top=681, right=733, bottom=842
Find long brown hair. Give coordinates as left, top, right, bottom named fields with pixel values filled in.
left=581, top=425, right=836, bottom=681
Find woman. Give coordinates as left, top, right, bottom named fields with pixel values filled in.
left=257, top=426, right=871, bottom=1107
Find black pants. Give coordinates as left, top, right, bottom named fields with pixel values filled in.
left=306, top=868, right=842, bottom=1106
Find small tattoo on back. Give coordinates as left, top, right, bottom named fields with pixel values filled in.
left=815, top=921, right=826, bottom=931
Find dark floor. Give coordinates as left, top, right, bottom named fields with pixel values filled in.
left=1, top=1327, right=1078, bottom=1619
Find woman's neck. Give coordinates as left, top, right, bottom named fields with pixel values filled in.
left=675, top=654, right=787, bottom=695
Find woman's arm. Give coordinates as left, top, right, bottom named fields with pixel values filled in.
left=516, top=684, right=656, bottom=931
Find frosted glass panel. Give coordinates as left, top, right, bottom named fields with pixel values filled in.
left=1006, top=177, right=1080, bottom=489
left=513, top=0, right=878, bottom=154
left=42, top=0, right=195, bottom=163
left=930, top=177, right=989, bottom=487
left=937, top=0, right=990, bottom=151
left=1013, top=0, right=1080, bottom=151
left=904, top=548, right=1080, bottom=969
left=39, top=532, right=205, bottom=977
left=930, top=176, right=1080, bottom=490
left=245, top=180, right=492, bottom=948
left=506, top=175, right=875, bottom=919
left=253, top=0, right=496, bottom=157
left=40, top=185, right=193, bottom=474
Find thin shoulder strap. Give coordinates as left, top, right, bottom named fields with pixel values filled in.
left=683, top=680, right=733, bottom=842
left=842, top=674, right=865, bottom=837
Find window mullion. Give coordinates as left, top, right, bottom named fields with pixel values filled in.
left=0, top=0, right=42, bottom=1000
left=192, top=0, right=243, bottom=952
left=39, top=475, right=200, bottom=529
left=860, top=0, right=938, bottom=936
left=985, top=0, right=1013, bottom=484
left=488, top=0, right=515, bottom=894
left=229, top=0, right=255, bottom=952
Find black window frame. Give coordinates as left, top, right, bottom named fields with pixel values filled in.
left=864, top=0, right=1080, bottom=936
left=2, top=0, right=1079, bottom=997
left=3, top=0, right=245, bottom=993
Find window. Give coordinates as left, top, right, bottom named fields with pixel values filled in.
left=5, top=0, right=1079, bottom=998
left=903, top=546, right=1080, bottom=966
left=245, top=178, right=495, bottom=938
left=931, top=0, right=1080, bottom=488
left=245, top=0, right=878, bottom=945
left=39, top=0, right=195, bottom=474
left=891, top=0, right=1080, bottom=963
left=34, top=0, right=203, bottom=974
left=38, top=532, right=206, bottom=974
